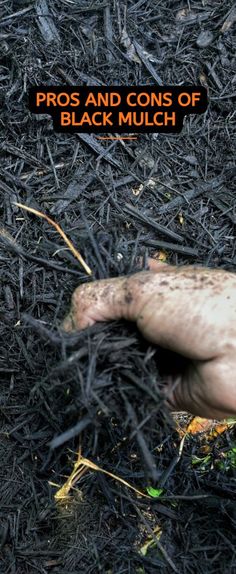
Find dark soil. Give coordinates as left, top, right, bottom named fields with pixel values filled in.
left=0, top=1, right=236, bottom=573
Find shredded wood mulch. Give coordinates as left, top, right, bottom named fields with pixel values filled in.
left=0, top=1, right=236, bottom=573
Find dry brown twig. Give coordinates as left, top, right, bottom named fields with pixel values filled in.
left=51, top=447, right=150, bottom=501
left=14, top=202, right=92, bottom=276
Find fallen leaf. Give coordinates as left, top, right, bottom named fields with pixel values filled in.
left=146, top=486, right=163, bottom=498
left=186, top=417, right=214, bottom=435
left=140, top=525, right=162, bottom=556
left=153, top=250, right=167, bottom=262
left=207, top=422, right=228, bottom=439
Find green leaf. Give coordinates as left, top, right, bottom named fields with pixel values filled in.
left=191, top=454, right=211, bottom=466
left=146, top=487, right=163, bottom=498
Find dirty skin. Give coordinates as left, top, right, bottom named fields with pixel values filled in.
left=62, top=263, right=236, bottom=419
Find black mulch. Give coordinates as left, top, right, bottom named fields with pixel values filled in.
left=0, top=1, right=236, bottom=573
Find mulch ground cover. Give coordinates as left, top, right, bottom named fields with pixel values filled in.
left=0, top=1, right=236, bottom=572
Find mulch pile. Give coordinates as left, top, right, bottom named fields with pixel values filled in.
left=0, top=1, right=235, bottom=572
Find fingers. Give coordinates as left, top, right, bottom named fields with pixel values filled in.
left=167, top=355, right=236, bottom=419
left=135, top=266, right=236, bottom=360
left=61, top=269, right=171, bottom=332
left=62, top=257, right=169, bottom=332
left=61, top=262, right=236, bottom=420
left=62, top=265, right=236, bottom=419
left=62, top=274, right=146, bottom=332
left=62, top=266, right=236, bottom=363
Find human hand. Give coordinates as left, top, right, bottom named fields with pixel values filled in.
left=62, top=261, right=236, bottom=419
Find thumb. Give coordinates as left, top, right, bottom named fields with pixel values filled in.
left=62, top=261, right=171, bottom=331
left=62, top=274, right=150, bottom=332
left=61, top=266, right=176, bottom=332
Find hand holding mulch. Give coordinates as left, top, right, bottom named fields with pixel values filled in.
left=62, top=261, right=236, bottom=420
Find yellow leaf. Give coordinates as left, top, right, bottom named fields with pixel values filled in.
left=140, top=525, right=162, bottom=556
left=186, top=417, right=213, bottom=435
left=153, top=250, right=167, bottom=262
